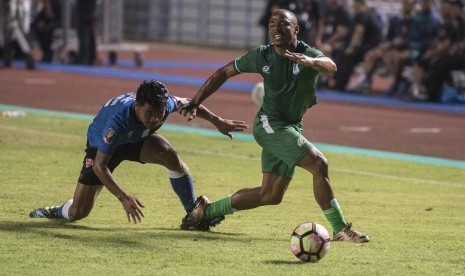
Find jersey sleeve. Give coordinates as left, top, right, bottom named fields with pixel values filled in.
left=166, top=95, right=178, bottom=113
left=234, top=46, right=261, bottom=73
left=306, top=46, right=325, bottom=59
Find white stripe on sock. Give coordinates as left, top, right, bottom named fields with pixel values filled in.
left=61, top=199, right=73, bottom=219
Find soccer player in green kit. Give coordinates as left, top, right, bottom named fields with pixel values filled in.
left=180, top=9, right=369, bottom=242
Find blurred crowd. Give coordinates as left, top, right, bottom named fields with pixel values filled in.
left=2, top=0, right=464, bottom=103
left=259, top=0, right=465, bottom=103
left=0, top=0, right=97, bottom=69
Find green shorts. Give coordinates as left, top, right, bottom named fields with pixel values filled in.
left=253, top=113, right=313, bottom=178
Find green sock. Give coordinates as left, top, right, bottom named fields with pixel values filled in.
left=205, top=196, right=236, bottom=219
left=323, top=199, right=347, bottom=234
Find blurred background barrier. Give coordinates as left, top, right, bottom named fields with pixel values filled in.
left=2, top=0, right=409, bottom=66
left=121, top=0, right=265, bottom=48
left=55, top=0, right=404, bottom=51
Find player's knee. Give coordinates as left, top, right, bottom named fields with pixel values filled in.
left=314, top=155, right=328, bottom=175
left=164, top=156, right=186, bottom=173
left=160, top=148, right=183, bottom=171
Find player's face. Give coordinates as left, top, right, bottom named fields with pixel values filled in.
left=268, top=11, right=298, bottom=47
left=135, top=102, right=166, bottom=129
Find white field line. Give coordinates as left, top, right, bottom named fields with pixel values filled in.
left=176, top=146, right=465, bottom=189
left=410, top=128, right=441, bottom=133
left=332, top=168, right=465, bottom=189
left=2, top=124, right=464, bottom=189
left=338, top=126, right=371, bottom=132
left=0, top=125, right=83, bottom=141
left=24, top=78, right=56, bottom=85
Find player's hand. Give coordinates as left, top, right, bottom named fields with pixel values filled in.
left=119, top=194, right=145, bottom=223
left=284, top=50, right=315, bottom=67
left=214, top=118, right=248, bottom=139
left=177, top=99, right=198, bottom=121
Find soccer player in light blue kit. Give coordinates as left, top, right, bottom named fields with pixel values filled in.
left=180, top=9, right=369, bottom=242
left=29, top=80, right=248, bottom=230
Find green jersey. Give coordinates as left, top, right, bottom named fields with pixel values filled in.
left=234, top=41, right=324, bottom=123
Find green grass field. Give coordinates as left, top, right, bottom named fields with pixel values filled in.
left=1, top=113, right=464, bottom=275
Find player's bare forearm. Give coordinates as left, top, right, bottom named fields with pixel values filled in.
left=195, top=104, right=221, bottom=125
left=191, top=61, right=238, bottom=106
left=310, top=57, right=337, bottom=75
left=92, top=159, right=126, bottom=200
left=178, top=62, right=238, bottom=121
left=285, top=50, right=336, bottom=75
left=93, top=154, right=144, bottom=223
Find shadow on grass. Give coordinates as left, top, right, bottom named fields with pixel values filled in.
left=263, top=260, right=305, bottom=265
left=0, top=219, right=101, bottom=231
left=0, top=219, right=274, bottom=242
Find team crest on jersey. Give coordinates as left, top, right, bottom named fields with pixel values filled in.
left=262, top=65, right=270, bottom=74
left=127, top=131, right=133, bottom=139
left=297, top=135, right=305, bottom=147
left=293, top=63, right=300, bottom=75
left=103, top=128, right=116, bottom=145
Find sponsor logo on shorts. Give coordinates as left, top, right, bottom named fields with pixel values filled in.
left=85, top=158, right=94, bottom=168
left=103, top=128, right=116, bottom=145
left=297, top=136, right=305, bottom=147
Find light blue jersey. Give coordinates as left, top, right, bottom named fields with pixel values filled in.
left=87, top=92, right=178, bottom=155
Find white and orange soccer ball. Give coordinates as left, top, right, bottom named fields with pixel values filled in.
left=290, top=222, right=331, bottom=262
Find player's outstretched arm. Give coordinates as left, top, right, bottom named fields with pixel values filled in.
left=179, top=61, right=239, bottom=120
left=284, top=50, right=337, bottom=75
left=177, top=98, right=248, bottom=139
left=93, top=151, right=145, bottom=223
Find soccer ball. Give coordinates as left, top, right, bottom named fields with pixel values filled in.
left=251, top=82, right=264, bottom=107
left=290, top=222, right=330, bottom=262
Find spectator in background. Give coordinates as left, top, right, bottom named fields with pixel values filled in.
left=329, top=0, right=383, bottom=91
left=1, top=0, right=35, bottom=69
left=349, top=0, right=416, bottom=94
left=315, top=0, right=352, bottom=63
left=32, top=0, right=61, bottom=63
left=379, top=0, right=442, bottom=97
left=315, top=0, right=352, bottom=87
left=0, top=0, right=6, bottom=59
left=300, top=0, right=323, bottom=45
left=75, top=0, right=96, bottom=65
left=410, top=0, right=465, bottom=102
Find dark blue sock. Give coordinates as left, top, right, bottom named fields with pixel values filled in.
left=170, top=173, right=196, bottom=212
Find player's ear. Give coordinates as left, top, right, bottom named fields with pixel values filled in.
left=294, top=23, right=299, bottom=35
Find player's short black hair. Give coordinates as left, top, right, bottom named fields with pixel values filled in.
left=136, top=80, right=169, bottom=109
